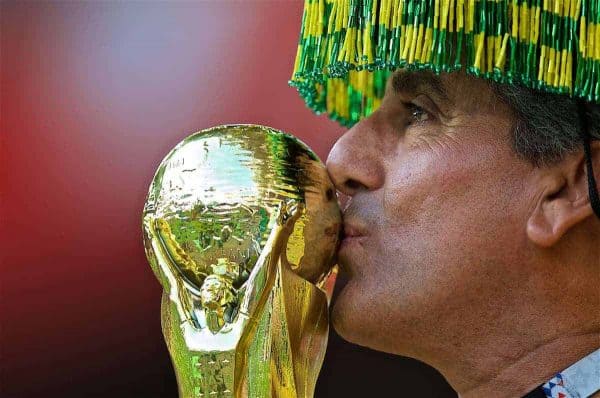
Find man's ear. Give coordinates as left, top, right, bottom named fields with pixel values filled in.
left=527, top=142, right=599, bottom=247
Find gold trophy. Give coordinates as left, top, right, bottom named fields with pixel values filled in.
left=142, top=125, right=341, bottom=398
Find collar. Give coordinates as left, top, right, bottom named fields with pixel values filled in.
left=526, top=348, right=600, bottom=398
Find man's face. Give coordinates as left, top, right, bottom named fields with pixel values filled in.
left=326, top=70, right=538, bottom=359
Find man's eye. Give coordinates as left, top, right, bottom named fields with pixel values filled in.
left=405, top=103, right=430, bottom=124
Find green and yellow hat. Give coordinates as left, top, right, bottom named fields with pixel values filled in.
left=289, top=0, right=600, bottom=127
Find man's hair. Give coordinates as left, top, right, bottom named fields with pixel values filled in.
left=492, top=83, right=600, bottom=166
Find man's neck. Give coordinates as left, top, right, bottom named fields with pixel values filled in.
left=456, top=331, right=599, bottom=398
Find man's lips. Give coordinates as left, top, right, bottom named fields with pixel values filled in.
left=340, top=222, right=368, bottom=246
left=336, top=221, right=368, bottom=278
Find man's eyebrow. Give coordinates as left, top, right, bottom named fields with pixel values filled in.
left=391, top=71, right=450, bottom=103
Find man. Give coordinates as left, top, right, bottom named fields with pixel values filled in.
left=290, top=1, right=599, bottom=397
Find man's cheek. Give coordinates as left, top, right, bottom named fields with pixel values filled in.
left=384, top=154, right=484, bottom=226
left=383, top=169, right=445, bottom=225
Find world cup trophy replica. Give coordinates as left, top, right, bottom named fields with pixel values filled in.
left=142, top=125, right=341, bottom=397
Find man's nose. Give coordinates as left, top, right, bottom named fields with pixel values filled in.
left=326, top=117, right=385, bottom=197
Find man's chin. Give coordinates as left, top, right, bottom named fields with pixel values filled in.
left=330, top=279, right=364, bottom=345
left=330, top=278, right=412, bottom=356
left=331, top=300, right=354, bottom=343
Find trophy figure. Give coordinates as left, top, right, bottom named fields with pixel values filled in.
left=142, top=125, right=341, bottom=398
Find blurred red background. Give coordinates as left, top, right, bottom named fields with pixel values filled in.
left=1, top=2, right=455, bottom=397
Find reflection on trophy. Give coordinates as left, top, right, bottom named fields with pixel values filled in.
left=142, top=125, right=341, bottom=397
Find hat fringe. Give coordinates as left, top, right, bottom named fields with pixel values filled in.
left=289, top=0, right=600, bottom=126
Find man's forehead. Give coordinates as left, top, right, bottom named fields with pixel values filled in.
left=389, top=70, right=449, bottom=100
left=387, top=69, right=501, bottom=111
